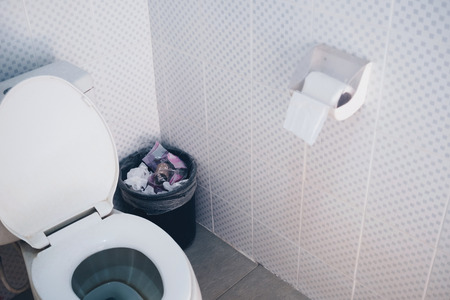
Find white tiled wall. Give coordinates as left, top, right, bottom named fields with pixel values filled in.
left=151, top=0, right=450, bottom=299
left=1, top=0, right=450, bottom=299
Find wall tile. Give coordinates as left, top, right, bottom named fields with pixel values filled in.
left=151, top=42, right=172, bottom=145
left=82, top=41, right=160, bottom=159
left=367, top=133, right=450, bottom=246
left=253, top=220, right=299, bottom=286
left=162, top=47, right=206, bottom=129
left=297, top=249, right=354, bottom=300
left=194, top=185, right=213, bottom=230
left=252, top=0, right=312, bottom=91
left=212, top=194, right=253, bottom=256
left=352, top=282, right=384, bottom=300
left=147, top=0, right=162, bottom=43
left=203, top=0, right=251, bottom=76
left=357, top=215, right=434, bottom=299
left=378, top=32, right=450, bottom=158
left=208, top=136, right=252, bottom=213
left=312, top=8, right=388, bottom=67
left=300, top=186, right=362, bottom=276
left=425, top=249, right=450, bottom=299
left=0, top=0, right=44, bottom=81
left=92, top=0, right=151, bottom=56
left=170, top=118, right=210, bottom=190
left=314, top=0, right=392, bottom=28
left=305, top=108, right=375, bottom=210
left=392, top=0, right=450, bottom=45
left=438, top=205, right=450, bottom=252
left=24, top=0, right=99, bottom=66
left=205, top=65, right=252, bottom=150
left=155, top=0, right=203, bottom=57
left=252, top=155, right=302, bottom=243
left=251, top=83, right=305, bottom=162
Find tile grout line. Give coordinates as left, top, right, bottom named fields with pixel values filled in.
left=214, top=264, right=260, bottom=300
left=422, top=191, right=450, bottom=300
left=249, top=0, right=255, bottom=260
left=350, top=0, right=395, bottom=298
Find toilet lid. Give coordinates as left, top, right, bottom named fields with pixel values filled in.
left=0, top=76, right=118, bottom=249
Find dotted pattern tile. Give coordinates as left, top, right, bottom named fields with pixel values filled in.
left=392, top=0, right=450, bottom=44
left=438, top=207, right=450, bottom=252
left=147, top=0, right=162, bottom=43
left=300, top=185, right=362, bottom=276
left=151, top=42, right=172, bottom=145
left=297, top=249, right=354, bottom=300
left=367, top=133, right=450, bottom=246
left=208, top=136, right=252, bottom=213
left=83, top=41, right=160, bottom=159
left=252, top=0, right=310, bottom=91
left=378, top=31, right=450, bottom=159
left=252, top=155, right=302, bottom=244
left=24, top=0, right=99, bottom=66
left=425, top=249, right=450, bottom=299
left=252, top=83, right=305, bottom=162
left=352, top=282, right=384, bottom=300
left=203, top=0, right=251, bottom=76
left=205, top=65, right=252, bottom=150
left=194, top=185, right=213, bottom=231
left=162, top=47, right=206, bottom=129
left=314, top=0, right=392, bottom=27
left=169, top=118, right=210, bottom=190
left=357, top=215, right=434, bottom=299
left=305, top=109, right=375, bottom=210
left=212, top=194, right=253, bottom=257
left=92, top=0, right=152, bottom=56
left=155, top=0, right=203, bottom=58
left=0, top=1, right=43, bottom=81
left=253, top=220, right=299, bottom=287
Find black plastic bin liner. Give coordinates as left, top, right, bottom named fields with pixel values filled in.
left=117, top=146, right=197, bottom=249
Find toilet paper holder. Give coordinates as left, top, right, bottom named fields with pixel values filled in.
left=288, top=44, right=372, bottom=121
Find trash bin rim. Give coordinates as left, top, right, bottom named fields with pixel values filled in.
left=117, top=146, right=197, bottom=200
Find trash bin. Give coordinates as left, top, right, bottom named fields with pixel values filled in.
left=116, top=146, right=197, bottom=249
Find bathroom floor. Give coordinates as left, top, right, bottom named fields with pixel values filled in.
left=11, top=223, right=309, bottom=300
left=184, top=224, right=310, bottom=300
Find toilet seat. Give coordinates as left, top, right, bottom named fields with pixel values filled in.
left=0, top=75, right=118, bottom=249
left=26, top=212, right=193, bottom=300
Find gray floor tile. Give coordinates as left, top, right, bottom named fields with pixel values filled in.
left=184, top=224, right=258, bottom=300
left=217, top=265, right=310, bottom=300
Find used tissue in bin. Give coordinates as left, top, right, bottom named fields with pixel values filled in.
left=124, top=163, right=150, bottom=191
left=141, top=142, right=188, bottom=194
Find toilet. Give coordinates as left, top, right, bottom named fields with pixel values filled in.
left=0, top=62, right=202, bottom=300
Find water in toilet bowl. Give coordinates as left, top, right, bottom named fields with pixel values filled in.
left=83, top=281, right=143, bottom=300
left=71, top=248, right=163, bottom=300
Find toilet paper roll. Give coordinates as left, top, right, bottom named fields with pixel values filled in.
left=283, top=91, right=329, bottom=145
left=302, top=71, right=351, bottom=107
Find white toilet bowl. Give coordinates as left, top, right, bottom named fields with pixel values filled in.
left=21, top=211, right=201, bottom=300
left=0, top=62, right=201, bottom=299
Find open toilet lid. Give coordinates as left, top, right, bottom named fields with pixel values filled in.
left=0, top=76, right=118, bottom=249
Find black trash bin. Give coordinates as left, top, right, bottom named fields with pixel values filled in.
left=116, top=146, right=197, bottom=249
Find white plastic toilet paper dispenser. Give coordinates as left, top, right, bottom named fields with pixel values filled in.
left=283, top=44, right=372, bottom=145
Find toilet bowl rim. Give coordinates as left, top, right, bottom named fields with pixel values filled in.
left=27, top=212, right=193, bottom=300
